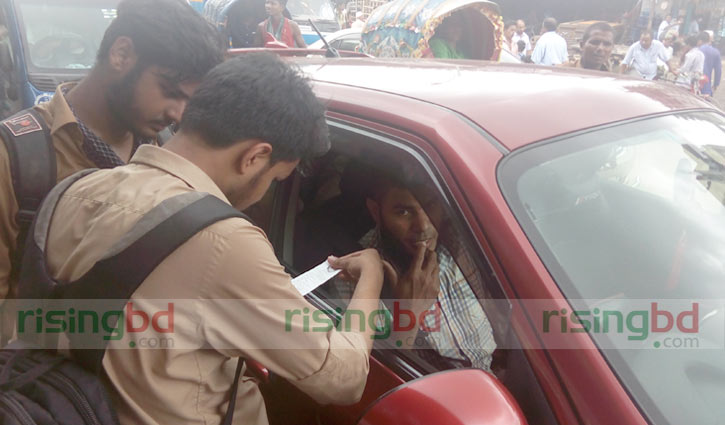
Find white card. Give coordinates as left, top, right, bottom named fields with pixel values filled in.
left=291, top=260, right=341, bottom=296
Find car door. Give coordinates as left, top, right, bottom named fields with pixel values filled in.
left=250, top=100, right=561, bottom=424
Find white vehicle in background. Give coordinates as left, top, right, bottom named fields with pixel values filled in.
left=309, top=28, right=362, bottom=51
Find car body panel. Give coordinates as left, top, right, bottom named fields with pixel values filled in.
left=307, top=78, right=653, bottom=424
left=295, top=57, right=713, bottom=150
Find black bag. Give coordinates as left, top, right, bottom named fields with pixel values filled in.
left=1, top=170, right=248, bottom=425
left=0, top=108, right=56, bottom=283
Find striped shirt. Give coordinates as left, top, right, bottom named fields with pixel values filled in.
left=333, top=229, right=496, bottom=371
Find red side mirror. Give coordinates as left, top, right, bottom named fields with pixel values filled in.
left=358, top=369, right=527, bottom=425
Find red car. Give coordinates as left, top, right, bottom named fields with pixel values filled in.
left=237, top=56, right=725, bottom=425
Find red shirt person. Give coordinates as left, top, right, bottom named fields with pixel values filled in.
left=255, top=0, right=306, bottom=48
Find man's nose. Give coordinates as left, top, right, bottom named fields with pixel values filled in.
left=166, top=99, right=188, bottom=125
left=412, top=211, right=432, bottom=233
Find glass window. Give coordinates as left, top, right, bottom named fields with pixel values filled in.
left=500, top=111, right=725, bottom=425
left=16, top=0, right=119, bottom=70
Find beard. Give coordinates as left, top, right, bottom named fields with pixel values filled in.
left=378, top=222, right=413, bottom=275
left=106, top=65, right=144, bottom=138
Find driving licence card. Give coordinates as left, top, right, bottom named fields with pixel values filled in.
left=291, top=260, right=340, bottom=296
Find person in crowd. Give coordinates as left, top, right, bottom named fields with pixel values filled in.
left=503, top=20, right=518, bottom=55
left=350, top=11, right=366, bottom=30
left=699, top=31, right=721, bottom=96
left=37, top=53, right=385, bottom=425
left=226, top=0, right=267, bottom=48
left=255, top=0, right=306, bottom=48
left=658, top=14, right=672, bottom=40
left=517, top=40, right=528, bottom=61
left=531, top=17, right=568, bottom=66
left=622, top=32, right=671, bottom=79
left=569, top=22, right=614, bottom=71
left=332, top=161, right=497, bottom=371
left=429, top=12, right=467, bottom=59
left=512, top=19, right=532, bottom=56
left=676, top=35, right=705, bottom=89
left=0, top=0, right=225, bottom=342
left=688, top=17, right=702, bottom=36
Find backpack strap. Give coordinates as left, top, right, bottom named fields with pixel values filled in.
left=0, top=108, right=55, bottom=281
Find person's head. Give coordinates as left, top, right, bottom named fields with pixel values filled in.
left=580, top=22, right=614, bottom=70
left=639, top=32, right=653, bottom=49
left=517, top=40, right=526, bottom=53
left=355, top=11, right=363, bottom=21
left=435, top=12, right=465, bottom=44
left=265, top=0, right=287, bottom=18
left=505, top=21, right=517, bottom=41
left=177, top=54, right=329, bottom=210
left=543, top=17, right=558, bottom=33
left=663, top=33, right=675, bottom=47
left=96, top=0, right=225, bottom=139
left=363, top=162, right=440, bottom=262
left=685, top=34, right=699, bottom=48
left=516, top=19, right=526, bottom=35
left=698, top=31, right=712, bottom=45
left=665, top=15, right=672, bottom=22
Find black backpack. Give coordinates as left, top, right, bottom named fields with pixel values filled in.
left=1, top=170, right=248, bottom=425
left=0, top=108, right=56, bottom=284
left=0, top=108, right=176, bottom=283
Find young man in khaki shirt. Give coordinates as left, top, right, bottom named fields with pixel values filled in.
left=0, top=0, right=225, bottom=339
left=39, top=54, right=384, bottom=425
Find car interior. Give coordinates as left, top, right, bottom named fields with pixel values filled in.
left=244, top=122, right=560, bottom=425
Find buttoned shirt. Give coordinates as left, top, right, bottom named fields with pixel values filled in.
left=623, top=40, right=670, bottom=80
left=531, top=31, right=569, bottom=66
left=43, top=145, right=370, bottom=425
left=676, top=47, right=705, bottom=87
left=333, top=229, right=496, bottom=371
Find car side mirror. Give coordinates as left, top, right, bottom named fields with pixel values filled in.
left=0, top=43, right=12, bottom=73
left=358, top=369, right=527, bottom=425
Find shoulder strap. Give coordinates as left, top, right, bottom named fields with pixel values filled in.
left=0, top=108, right=55, bottom=280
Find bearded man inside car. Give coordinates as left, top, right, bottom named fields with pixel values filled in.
left=332, top=164, right=497, bottom=371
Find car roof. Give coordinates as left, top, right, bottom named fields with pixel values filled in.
left=293, top=57, right=717, bottom=150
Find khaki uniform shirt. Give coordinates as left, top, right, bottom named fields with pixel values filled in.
left=44, top=145, right=370, bottom=425
left=0, top=83, right=94, bottom=340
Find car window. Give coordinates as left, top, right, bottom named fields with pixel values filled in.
left=500, top=111, right=725, bottom=425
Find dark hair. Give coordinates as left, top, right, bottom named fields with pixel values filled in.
left=180, top=53, right=329, bottom=163
left=505, top=20, right=516, bottom=29
left=543, top=17, right=558, bottom=32
left=698, top=31, right=712, bottom=44
left=685, top=35, right=699, bottom=47
left=517, top=40, right=526, bottom=50
left=582, top=22, right=614, bottom=44
left=97, top=0, right=225, bottom=82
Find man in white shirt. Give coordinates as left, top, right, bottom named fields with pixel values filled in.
left=531, top=18, right=568, bottom=66
left=350, top=11, right=365, bottom=30
left=676, top=35, right=705, bottom=88
left=512, top=19, right=531, bottom=55
left=622, top=32, right=671, bottom=80
left=658, top=15, right=671, bottom=40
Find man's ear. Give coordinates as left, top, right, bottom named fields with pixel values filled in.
left=237, top=141, right=273, bottom=175
left=107, top=36, right=138, bottom=73
left=366, top=197, right=381, bottom=225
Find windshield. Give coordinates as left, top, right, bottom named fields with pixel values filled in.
left=15, top=0, right=118, bottom=71
left=287, top=0, right=334, bottom=19
left=500, top=112, right=725, bottom=425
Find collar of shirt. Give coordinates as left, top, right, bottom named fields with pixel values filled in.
left=60, top=84, right=153, bottom=169
left=129, top=144, right=231, bottom=204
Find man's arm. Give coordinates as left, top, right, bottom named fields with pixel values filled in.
left=621, top=44, right=635, bottom=73
left=715, top=51, right=722, bottom=90
left=254, top=22, right=265, bottom=47
left=530, top=38, right=544, bottom=64
left=203, top=226, right=382, bottom=405
left=291, top=21, right=307, bottom=48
